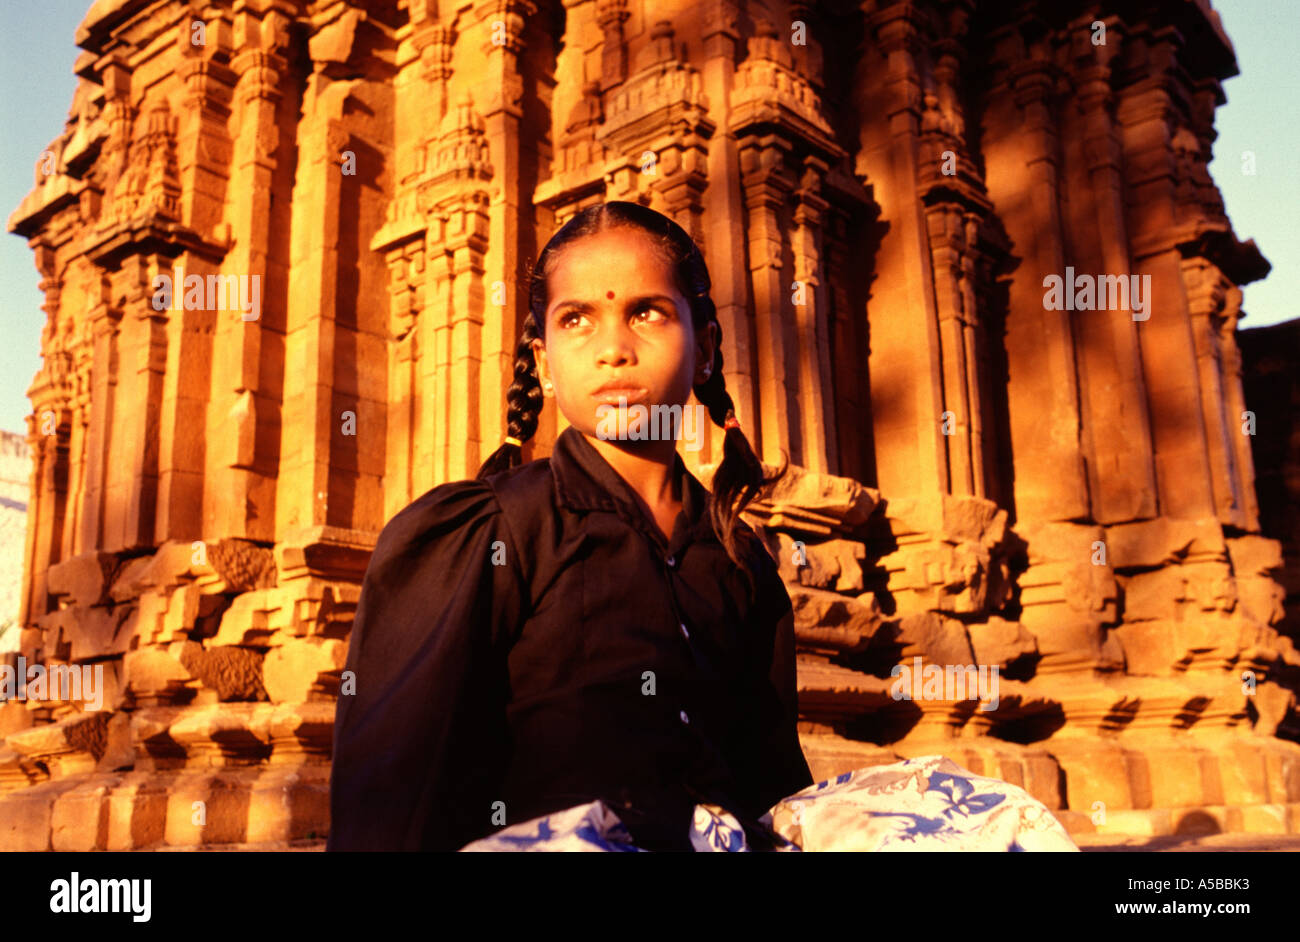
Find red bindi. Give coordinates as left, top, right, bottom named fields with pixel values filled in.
left=606, top=290, right=615, bottom=299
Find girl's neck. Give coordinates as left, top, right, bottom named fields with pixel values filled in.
left=582, top=433, right=683, bottom=534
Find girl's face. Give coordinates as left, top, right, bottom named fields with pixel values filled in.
left=532, top=227, right=717, bottom=443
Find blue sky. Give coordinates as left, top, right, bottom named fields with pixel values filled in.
left=0, top=0, right=1293, bottom=436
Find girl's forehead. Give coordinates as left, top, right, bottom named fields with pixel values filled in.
left=555, top=229, right=672, bottom=271
left=549, top=253, right=679, bottom=300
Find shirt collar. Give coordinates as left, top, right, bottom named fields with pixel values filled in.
left=550, top=425, right=716, bottom=550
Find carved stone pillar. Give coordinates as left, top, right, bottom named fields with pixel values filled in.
left=1119, top=29, right=1218, bottom=519
left=1068, top=16, right=1158, bottom=524
left=997, top=50, right=1088, bottom=522
left=1182, top=257, right=1248, bottom=529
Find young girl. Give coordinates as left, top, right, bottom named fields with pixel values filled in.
left=327, top=201, right=1079, bottom=853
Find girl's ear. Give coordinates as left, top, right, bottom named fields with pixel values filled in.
left=694, top=321, right=719, bottom=384
left=531, top=338, right=554, bottom=398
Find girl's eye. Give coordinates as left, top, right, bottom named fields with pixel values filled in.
left=556, top=306, right=668, bottom=329
left=634, top=306, right=668, bottom=324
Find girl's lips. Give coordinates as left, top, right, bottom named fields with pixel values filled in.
left=592, top=388, right=648, bottom=405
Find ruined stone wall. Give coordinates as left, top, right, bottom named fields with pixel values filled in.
left=1, top=0, right=1296, bottom=849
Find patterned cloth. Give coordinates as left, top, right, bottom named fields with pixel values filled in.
left=459, top=755, right=1080, bottom=852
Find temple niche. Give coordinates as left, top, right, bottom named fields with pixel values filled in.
left=2, top=0, right=1296, bottom=850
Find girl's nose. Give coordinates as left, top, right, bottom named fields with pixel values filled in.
left=595, top=321, right=637, bottom=367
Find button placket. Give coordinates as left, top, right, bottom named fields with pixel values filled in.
left=657, top=543, right=691, bottom=647
left=657, top=543, right=698, bottom=736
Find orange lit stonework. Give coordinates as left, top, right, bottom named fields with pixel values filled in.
left=2, top=0, right=1294, bottom=849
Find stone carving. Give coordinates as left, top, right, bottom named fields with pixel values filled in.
left=1, top=0, right=1295, bottom=849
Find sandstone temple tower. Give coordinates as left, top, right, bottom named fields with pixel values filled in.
left=3, top=0, right=1296, bottom=849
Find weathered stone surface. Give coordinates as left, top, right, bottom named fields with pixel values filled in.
left=772, top=531, right=869, bottom=593
left=5, top=710, right=109, bottom=779
left=717, top=462, right=879, bottom=536
left=1105, top=518, right=1228, bottom=570
left=43, top=604, right=133, bottom=662
left=873, top=494, right=1015, bottom=616
left=107, top=554, right=161, bottom=604
left=110, top=543, right=206, bottom=602
left=96, top=710, right=135, bottom=773
left=262, top=639, right=348, bottom=704
left=0, top=698, right=32, bottom=739
left=788, top=586, right=882, bottom=653
left=178, top=642, right=267, bottom=702
left=123, top=647, right=198, bottom=708
left=45, top=552, right=119, bottom=608
left=967, top=616, right=1038, bottom=671
left=206, top=540, right=278, bottom=593
left=876, top=611, right=976, bottom=667
left=1, top=0, right=1296, bottom=850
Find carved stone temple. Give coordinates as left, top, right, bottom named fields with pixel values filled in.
left=3, top=0, right=1296, bottom=849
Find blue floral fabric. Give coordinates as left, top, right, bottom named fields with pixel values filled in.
left=458, top=754, right=1080, bottom=852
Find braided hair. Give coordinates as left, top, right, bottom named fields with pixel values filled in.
left=476, top=201, right=788, bottom=592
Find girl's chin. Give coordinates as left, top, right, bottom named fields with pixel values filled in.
left=588, top=408, right=691, bottom=444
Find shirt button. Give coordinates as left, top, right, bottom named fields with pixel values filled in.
left=679, top=622, right=690, bottom=640
left=666, top=554, right=676, bottom=567
left=679, top=710, right=690, bottom=725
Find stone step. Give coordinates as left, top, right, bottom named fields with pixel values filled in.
left=1052, top=802, right=1300, bottom=841
left=1077, top=833, right=1300, bottom=852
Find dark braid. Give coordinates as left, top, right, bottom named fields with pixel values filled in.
left=476, top=303, right=545, bottom=477
left=477, top=201, right=787, bottom=594
left=688, top=290, right=789, bottom=598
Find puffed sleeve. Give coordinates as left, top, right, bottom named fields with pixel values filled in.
left=327, top=478, right=527, bottom=851
left=733, top=538, right=815, bottom=814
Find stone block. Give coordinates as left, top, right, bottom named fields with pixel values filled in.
left=1095, top=808, right=1172, bottom=837
left=4, top=0, right=1293, bottom=854
left=164, top=771, right=223, bottom=846
left=50, top=775, right=118, bottom=850
left=1144, top=747, right=1210, bottom=808
left=883, top=611, right=974, bottom=666
left=1238, top=803, right=1287, bottom=834
left=123, top=645, right=197, bottom=706
left=246, top=765, right=331, bottom=843
left=967, top=617, right=1037, bottom=670
left=104, top=773, right=168, bottom=850
left=45, top=551, right=118, bottom=607
left=788, top=586, right=881, bottom=652
left=211, top=589, right=279, bottom=647
left=0, top=780, right=82, bottom=850
left=775, top=531, right=868, bottom=592
left=1112, top=620, right=1177, bottom=675
left=0, top=698, right=33, bottom=738
left=46, top=605, right=134, bottom=661
left=1220, top=739, right=1271, bottom=805
left=1121, top=568, right=1186, bottom=622
left=1225, top=535, right=1283, bottom=576
left=178, top=642, right=267, bottom=701
left=109, top=541, right=203, bottom=600
left=711, top=462, right=878, bottom=536
left=262, top=638, right=348, bottom=703
left=1105, top=518, right=1226, bottom=570
left=1051, top=743, right=1132, bottom=813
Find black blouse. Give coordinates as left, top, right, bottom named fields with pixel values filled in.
left=326, top=425, right=813, bottom=851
